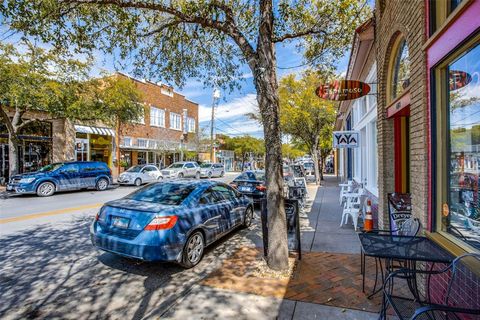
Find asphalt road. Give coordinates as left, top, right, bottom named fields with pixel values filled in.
left=0, top=173, right=238, bottom=232
left=0, top=171, right=265, bottom=320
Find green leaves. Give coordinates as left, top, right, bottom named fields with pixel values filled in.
left=0, top=42, right=142, bottom=129
left=221, top=135, right=264, bottom=159
left=279, top=70, right=337, bottom=152
left=2, top=0, right=369, bottom=91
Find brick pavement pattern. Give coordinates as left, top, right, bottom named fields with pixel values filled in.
left=201, top=247, right=384, bottom=313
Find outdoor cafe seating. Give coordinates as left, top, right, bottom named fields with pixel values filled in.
left=355, top=192, right=480, bottom=319
left=339, top=180, right=367, bottom=230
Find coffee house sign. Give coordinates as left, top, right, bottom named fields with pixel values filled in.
left=316, top=80, right=371, bottom=101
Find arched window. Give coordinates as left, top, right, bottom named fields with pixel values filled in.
left=390, top=37, right=411, bottom=101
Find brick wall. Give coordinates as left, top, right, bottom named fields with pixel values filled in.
left=375, top=0, right=428, bottom=230
left=116, top=73, right=199, bottom=145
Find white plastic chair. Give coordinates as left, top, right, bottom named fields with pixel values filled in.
left=339, top=180, right=354, bottom=204
left=340, top=188, right=365, bottom=230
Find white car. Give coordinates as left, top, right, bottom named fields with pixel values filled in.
left=199, top=163, right=225, bottom=178
left=161, top=161, right=201, bottom=179
left=118, top=164, right=163, bottom=186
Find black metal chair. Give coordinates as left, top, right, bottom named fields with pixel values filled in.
left=383, top=253, right=480, bottom=319
left=361, top=217, right=422, bottom=297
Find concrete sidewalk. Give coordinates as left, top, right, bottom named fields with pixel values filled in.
left=163, top=175, right=379, bottom=319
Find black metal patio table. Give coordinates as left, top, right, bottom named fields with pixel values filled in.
left=358, top=232, right=455, bottom=314
left=358, top=233, right=455, bottom=318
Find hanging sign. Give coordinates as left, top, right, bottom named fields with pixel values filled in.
left=333, top=131, right=359, bottom=148
left=316, top=80, right=371, bottom=101
left=449, top=70, right=472, bottom=91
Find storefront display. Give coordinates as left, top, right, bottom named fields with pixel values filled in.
left=444, top=41, right=480, bottom=249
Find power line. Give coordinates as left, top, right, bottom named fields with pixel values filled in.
left=216, top=118, right=249, bottom=135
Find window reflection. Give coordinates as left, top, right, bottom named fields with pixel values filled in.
left=391, top=38, right=411, bottom=101
left=446, top=42, right=480, bottom=250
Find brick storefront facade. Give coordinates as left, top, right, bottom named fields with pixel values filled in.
left=114, top=73, right=199, bottom=172
left=375, top=0, right=428, bottom=229
left=375, top=0, right=480, bottom=313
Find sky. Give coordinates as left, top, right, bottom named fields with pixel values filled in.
left=176, top=40, right=350, bottom=138
left=1, top=26, right=351, bottom=139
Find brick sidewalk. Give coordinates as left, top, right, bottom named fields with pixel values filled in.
left=201, top=247, right=383, bottom=313
left=166, top=176, right=394, bottom=319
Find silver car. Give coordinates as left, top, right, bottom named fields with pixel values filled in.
left=161, top=161, right=201, bottom=179
left=118, top=164, right=163, bottom=186
left=200, top=163, right=225, bottom=178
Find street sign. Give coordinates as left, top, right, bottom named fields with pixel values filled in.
left=316, top=80, right=371, bottom=101
left=333, top=131, right=359, bottom=148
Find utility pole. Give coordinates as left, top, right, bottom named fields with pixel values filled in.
left=210, top=88, right=220, bottom=163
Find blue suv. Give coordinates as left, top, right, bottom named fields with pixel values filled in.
left=7, top=161, right=113, bottom=197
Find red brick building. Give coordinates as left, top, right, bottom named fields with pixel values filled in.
left=114, top=73, right=199, bottom=171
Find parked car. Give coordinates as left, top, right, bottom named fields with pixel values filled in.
left=302, top=161, right=316, bottom=181
left=199, top=163, right=225, bottom=178
left=161, top=161, right=201, bottom=179
left=230, top=170, right=266, bottom=203
left=7, top=161, right=112, bottom=197
left=90, top=180, right=254, bottom=268
left=118, top=164, right=162, bottom=186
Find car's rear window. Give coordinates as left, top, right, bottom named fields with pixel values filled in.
left=254, top=172, right=266, bottom=181
left=125, top=182, right=196, bottom=205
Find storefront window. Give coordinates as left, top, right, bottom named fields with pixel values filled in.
left=137, top=151, right=147, bottom=165
left=429, top=0, right=464, bottom=35
left=444, top=41, right=480, bottom=250
left=391, top=38, right=410, bottom=101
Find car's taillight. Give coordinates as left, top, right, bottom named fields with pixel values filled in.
left=256, top=185, right=267, bottom=192
left=95, top=212, right=100, bottom=221
left=144, top=216, right=178, bottom=230
left=230, top=183, right=238, bottom=189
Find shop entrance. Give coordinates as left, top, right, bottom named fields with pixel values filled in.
left=387, top=97, right=410, bottom=193
left=393, top=115, right=410, bottom=193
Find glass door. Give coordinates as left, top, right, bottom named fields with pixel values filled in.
left=75, top=138, right=89, bottom=161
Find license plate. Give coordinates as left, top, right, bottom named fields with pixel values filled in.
left=6, top=185, right=13, bottom=191
left=239, top=186, right=252, bottom=192
left=112, top=216, right=130, bottom=229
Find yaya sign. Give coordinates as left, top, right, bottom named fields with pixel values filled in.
left=333, top=131, right=359, bottom=148
left=316, top=80, right=371, bottom=101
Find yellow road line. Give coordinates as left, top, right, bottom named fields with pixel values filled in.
left=0, top=203, right=103, bottom=224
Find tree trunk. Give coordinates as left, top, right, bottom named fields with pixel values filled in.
left=0, top=106, right=22, bottom=177
left=319, top=150, right=324, bottom=181
left=8, top=133, right=20, bottom=177
left=115, top=118, right=121, bottom=176
left=311, top=146, right=320, bottom=185
left=252, top=0, right=288, bottom=271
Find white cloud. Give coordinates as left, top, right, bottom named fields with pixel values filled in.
left=198, top=93, right=258, bottom=122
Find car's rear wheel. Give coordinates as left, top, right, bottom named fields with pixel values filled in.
left=96, top=178, right=109, bottom=191
left=157, top=176, right=163, bottom=180
left=180, top=231, right=205, bottom=268
left=195, top=172, right=200, bottom=179
left=178, top=173, right=184, bottom=179
left=243, top=206, right=254, bottom=228
left=208, top=172, right=212, bottom=179
left=134, top=178, right=142, bottom=186
left=220, top=171, right=225, bottom=177
left=37, top=182, right=55, bottom=197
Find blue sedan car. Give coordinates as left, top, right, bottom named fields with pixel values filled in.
left=90, top=180, right=254, bottom=268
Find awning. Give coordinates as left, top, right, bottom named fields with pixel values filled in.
left=75, top=125, right=115, bottom=136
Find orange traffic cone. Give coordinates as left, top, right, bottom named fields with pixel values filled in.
left=364, top=199, right=373, bottom=232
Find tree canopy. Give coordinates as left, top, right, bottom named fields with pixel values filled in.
left=0, top=42, right=143, bottom=175
left=279, top=70, right=337, bottom=181
left=1, top=0, right=369, bottom=91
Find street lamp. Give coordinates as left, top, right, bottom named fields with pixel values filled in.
left=210, top=88, right=220, bottom=163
